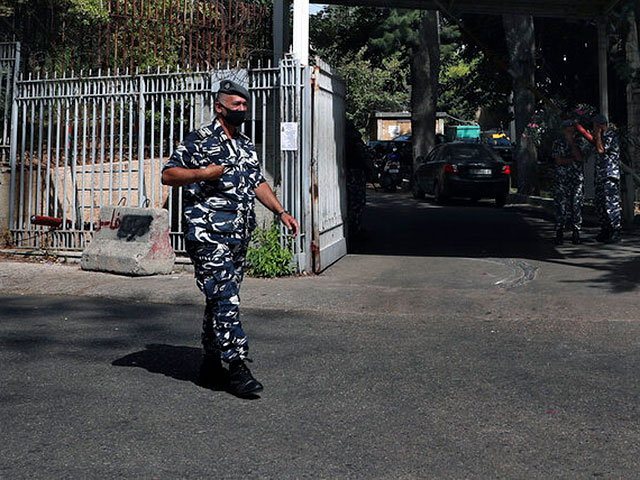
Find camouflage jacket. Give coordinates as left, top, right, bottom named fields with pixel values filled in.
left=551, top=135, right=587, bottom=180
left=595, top=129, right=620, bottom=180
left=163, top=118, right=266, bottom=242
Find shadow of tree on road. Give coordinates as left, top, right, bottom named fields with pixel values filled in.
left=549, top=253, right=640, bottom=293
left=351, top=192, right=563, bottom=260
left=351, top=191, right=640, bottom=293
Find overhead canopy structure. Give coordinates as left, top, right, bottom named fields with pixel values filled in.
left=278, top=0, right=623, bottom=115
left=317, top=0, right=622, bottom=19
left=285, top=0, right=624, bottom=64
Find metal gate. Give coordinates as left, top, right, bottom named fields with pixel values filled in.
left=5, top=44, right=347, bottom=273
left=311, top=59, right=347, bottom=272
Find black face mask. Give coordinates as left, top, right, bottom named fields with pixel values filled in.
left=220, top=104, right=247, bottom=127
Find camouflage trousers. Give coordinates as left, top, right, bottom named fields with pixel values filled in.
left=594, top=176, right=622, bottom=231
left=554, top=175, right=584, bottom=231
left=185, top=236, right=250, bottom=363
left=347, top=168, right=367, bottom=236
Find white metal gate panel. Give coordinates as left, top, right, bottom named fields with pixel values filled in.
left=311, top=60, right=347, bottom=273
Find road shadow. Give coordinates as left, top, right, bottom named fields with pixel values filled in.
left=112, top=344, right=259, bottom=399
left=350, top=191, right=640, bottom=293
left=112, top=344, right=203, bottom=383
left=548, top=247, right=640, bottom=293
left=350, top=191, right=564, bottom=260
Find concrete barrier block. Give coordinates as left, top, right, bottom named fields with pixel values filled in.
left=81, top=206, right=175, bottom=276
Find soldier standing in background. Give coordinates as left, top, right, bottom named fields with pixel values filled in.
left=577, top=114, right=622, bottom=243
left=551, top=119, right=586, bottom=245
left=345, top=121, right=370, bottom=243
left=593, top=114, right=622, bottom=243
left=162, top=80, right=299, bottom=397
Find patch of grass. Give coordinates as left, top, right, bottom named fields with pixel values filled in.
left=246, top=223, right=294, bottom=278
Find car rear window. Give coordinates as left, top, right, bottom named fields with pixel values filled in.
left=448, top=145, right=500, bottom=162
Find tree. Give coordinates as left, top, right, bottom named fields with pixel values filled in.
left=311, top=6, right=412, bottom=134
left=0, top=0, right=108, bottom=71
left=503, top=14, right=538, bottom=195
left=1, top=0, right=269, bottom=72
left=336, top=50, right=410, bottom=132
left=411, top=11, right=440, bottom=160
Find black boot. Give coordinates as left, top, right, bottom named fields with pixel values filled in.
left=572, top=228, right=582, bottom=245
left=228, top=360, right=263, bottom=397
left=554, top=229, right=564, bottom=245
left=596, top=227, right=610, bottom=242
left=197, top=353, right=227, bottom=390
left=604, top=229, right=621, bottom=244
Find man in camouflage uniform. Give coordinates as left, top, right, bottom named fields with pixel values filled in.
left=551, top=119, right=586, bottom=245
left=345, top=122, right=370, bottom=243
left=162, top=80, right=299, bottom=397
left=592, top=114, right=622, bottom=243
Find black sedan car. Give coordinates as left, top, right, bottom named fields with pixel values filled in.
left=412, top=142, right=511, bottom=207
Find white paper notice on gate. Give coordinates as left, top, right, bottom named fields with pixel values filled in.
left=280, top=122, right=298, bottom=151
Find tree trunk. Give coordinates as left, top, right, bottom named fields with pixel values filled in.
left=411, top=11, right=440, bottom=165
left=624, top=5, right=640, bottom=225
left=627, top=6, right=640, bottom=173
left=503, top=14, right=537, bottom=195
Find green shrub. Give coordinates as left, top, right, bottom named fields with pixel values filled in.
left=246, top=223, right=294, bottom=278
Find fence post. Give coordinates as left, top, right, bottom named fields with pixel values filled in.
left=8, top=42, right=20, bottom=229
left=301, top=62, right=313, bottom=273
left=138, top=74, right=146, bottom=206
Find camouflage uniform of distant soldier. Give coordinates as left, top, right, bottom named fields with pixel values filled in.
left=345, top=122, right=369, bottom=240
left=593, top=115, right=622, bottom=243
left=551, top=120, right=587, bottom=245
left=162, top=80, right=298, bottom=397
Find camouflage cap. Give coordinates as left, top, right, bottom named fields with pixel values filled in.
left=217, top=79, right=249, bottom=100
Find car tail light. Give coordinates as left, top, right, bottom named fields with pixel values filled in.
left=502, top=165, right=511, bottom=175
left=388, top=161, right=400, bottom=169
left=444, top=163, right=458, bottom=173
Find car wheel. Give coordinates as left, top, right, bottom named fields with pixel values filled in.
left=434, top=181, right=447, bottom=204
left=495, top=194, right=507, bottom=207
left=411, top=179, right=425, bottom=199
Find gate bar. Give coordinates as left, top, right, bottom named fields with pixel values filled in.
left=8, top=42, right=21, bottom=228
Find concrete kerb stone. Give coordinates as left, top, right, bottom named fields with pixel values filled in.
left=80, top=205, right=175, bottom=276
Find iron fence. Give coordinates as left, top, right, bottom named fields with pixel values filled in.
left=7, top=54, right=310, bottom=270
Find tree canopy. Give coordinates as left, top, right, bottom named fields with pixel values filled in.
left=311, top=6, right=511, bottom=136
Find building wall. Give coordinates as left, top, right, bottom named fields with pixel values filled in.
left=377, top=119, right=412, bottom=140
left=370, top=113, right=446, bottom=140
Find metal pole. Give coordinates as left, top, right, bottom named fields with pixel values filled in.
left=597, top=20, right=609, bottom=117
left=301, top=63, right=313, bottom=273
left=292, top=0, right=309, bottom=66
left=8, top=42, right=21, bottom=229
left=273, top=0, right=286, bottom=64
left=138, top=75, right=146, bottom=206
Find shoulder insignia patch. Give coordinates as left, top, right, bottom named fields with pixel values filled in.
left=196, top=126, right=213, bottom=140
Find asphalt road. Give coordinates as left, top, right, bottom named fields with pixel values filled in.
left=2, top=191, right=640, bottom=478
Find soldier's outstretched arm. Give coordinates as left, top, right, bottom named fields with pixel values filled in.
left=254, top=182, right=299, bottom=237
left=161, top=165, right=225, bottom=187
left=576, top=123, right=595, bottom=145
